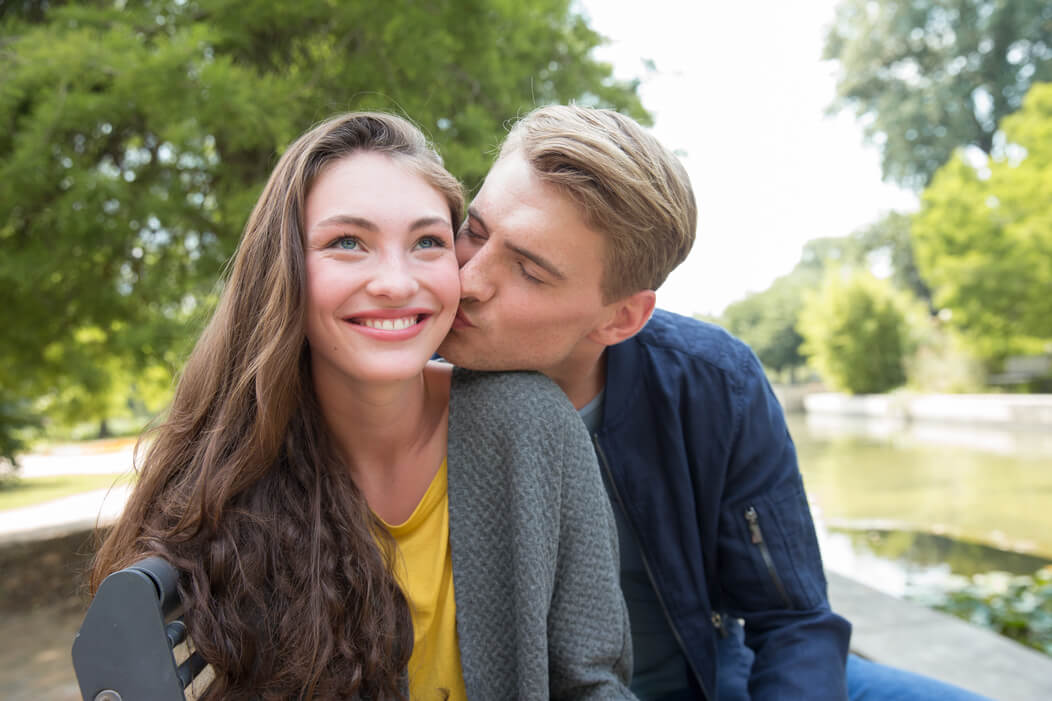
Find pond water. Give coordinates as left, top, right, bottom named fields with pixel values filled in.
left=788, top=412, right=1052, bottom=597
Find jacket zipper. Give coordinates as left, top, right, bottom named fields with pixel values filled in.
left=744, top=506, right=794, bottom=609
left=594, top=436, right=711, bottom=701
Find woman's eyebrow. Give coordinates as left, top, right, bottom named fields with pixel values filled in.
left=312, top=214, right=450, bottom=232
left=313, top=214, right=378, bottom=231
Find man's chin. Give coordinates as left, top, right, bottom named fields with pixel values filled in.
left=436, top=335, right=491, bottom=371
left=439, top=335, right=529, bottom=372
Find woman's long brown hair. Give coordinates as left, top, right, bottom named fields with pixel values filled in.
left=91, top=113, right=464, bottom=700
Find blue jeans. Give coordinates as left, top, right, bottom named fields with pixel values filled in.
left=845, top=655, right=991, bottom=700
left=715, top=618, right=991, bottom=700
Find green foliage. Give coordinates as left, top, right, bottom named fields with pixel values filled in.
left=719, top=215, right=934, bottom=380
left=0, top=394, right=38, bottom=479
left=853, top=212, right=934, bottom=309
left=0, top=0, right=647, bottom=458
left=796, top=235, right=866, bottom=274
left=824, top=0, right=1052, bottom=188
left=922, top=567, right=1052, bottom=656
left=798, top=270, right=917, bottom=394
left=721, top=273, right=813, bottom=376
left=912, top=83, right=1052, bottom=361
left=718, top=237, right=861, bottom=379
left=904, top=319, right=986, bottom=392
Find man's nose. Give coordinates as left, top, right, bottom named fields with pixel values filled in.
left=457, top=246, right=495, bottom=303
left=366, top=256, right=419, bottom=300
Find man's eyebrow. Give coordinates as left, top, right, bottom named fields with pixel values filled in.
left=505, top=242, right=566, bottom=280
left=466, top=206, right=488, bottom=231
left=467, top=206, right=565, bottom=279
left=313, top=214, right=450, bottom=232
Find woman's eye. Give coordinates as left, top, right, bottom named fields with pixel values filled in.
left=416, top=235, right=447, bottom=250
left=335, top=237, right=359, bottom=250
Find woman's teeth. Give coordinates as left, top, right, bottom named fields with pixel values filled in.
left=357, top=316, right=418, bottom=331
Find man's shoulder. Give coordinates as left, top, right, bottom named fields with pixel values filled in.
left=631, top=308, right=757, bottom=380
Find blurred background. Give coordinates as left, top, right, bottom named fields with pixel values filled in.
left=1, top=0, right=1050, bottom=697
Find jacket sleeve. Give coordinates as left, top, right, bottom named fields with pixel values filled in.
left=716, top=348, right=851, bottom=700
left=547, top=417, right=636, bottom=700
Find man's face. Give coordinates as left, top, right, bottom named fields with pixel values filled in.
left=437, top=150, right=614, bottom=379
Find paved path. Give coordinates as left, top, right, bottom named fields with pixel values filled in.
left=828, top=572, right=1052, bottom=700
left=17, top=440, right=136, bottom=478
left=1, top=441, right=134, bottom=545
left=0, top=485, right=133, bottom=545
left=1, top=442, right=136, bottom=700
left=0, top=602, right=84, bottom=701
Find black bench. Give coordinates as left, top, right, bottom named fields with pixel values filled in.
left=72, top=556, right=206, bottom=701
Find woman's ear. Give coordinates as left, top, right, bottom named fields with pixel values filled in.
left=588, top=290, right=657, bottom=347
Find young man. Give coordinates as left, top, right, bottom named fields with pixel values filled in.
left=439, top=105, right=988, bottom=701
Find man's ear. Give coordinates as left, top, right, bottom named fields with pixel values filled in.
left=589, top=290, right=656, bottom=347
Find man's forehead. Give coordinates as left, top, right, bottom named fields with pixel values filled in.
left=474, top=159, right=593, bottom=239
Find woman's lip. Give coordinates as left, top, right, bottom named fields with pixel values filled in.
left=344, top=313, right=431, bottom=341
left=345, top=308, right=431, bottom=321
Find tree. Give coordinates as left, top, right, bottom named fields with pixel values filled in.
left=721, top=273, right=814, bottom=378
left=912, top=82, right=1052, bottom=361
left=798, top=270, right=915, bottom=394
left=0, top=0, right=647, bottom=454
left=854, top=211, right=934, bottom=309
left=824, top=0, right=1052, bottom=188
left=719, top=225, right=924, bottom=379
left=796, top=235, right=865, bottom=273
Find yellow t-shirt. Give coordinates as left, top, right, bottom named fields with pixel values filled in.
left=380, top=459, right=467, bottom=701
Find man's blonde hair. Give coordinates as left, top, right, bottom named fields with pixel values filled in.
left=501, top=105, right=696, bottom=302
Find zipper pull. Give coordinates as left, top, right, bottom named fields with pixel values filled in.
left=745, top=506, right=763, bottom=544
left=711, top=611, right=729, bottom=638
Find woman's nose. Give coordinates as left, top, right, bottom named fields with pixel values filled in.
left=365, top=257, right=420, bottom=300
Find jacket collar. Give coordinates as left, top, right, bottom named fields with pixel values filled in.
left=600, top=333, right=645, bottom=435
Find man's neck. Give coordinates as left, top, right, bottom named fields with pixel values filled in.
left=543, top=348, right=607, bottom=410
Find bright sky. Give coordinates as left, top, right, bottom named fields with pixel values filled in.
left=578, top=0, right=918, bottom=317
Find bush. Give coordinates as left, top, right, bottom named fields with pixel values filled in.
left=798, top=270, right=918, bottom=394
left=0, top=395, right=39, bottom=481
left=904, top=318, right=986, bottom=393
left=913, top=567, right=1052, bottom=657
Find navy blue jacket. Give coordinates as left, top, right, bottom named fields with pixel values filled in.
left=595, top=309, right=851, bottom=700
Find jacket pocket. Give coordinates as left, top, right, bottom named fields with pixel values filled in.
left=744, top=505, right=794, bottom=609
left=724, top=485, right=828, bottom=611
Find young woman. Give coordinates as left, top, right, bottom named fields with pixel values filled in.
left=90, top=113, right=632, bottom=700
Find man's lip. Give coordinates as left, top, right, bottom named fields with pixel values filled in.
left=453, top=308, right=474, bottom=329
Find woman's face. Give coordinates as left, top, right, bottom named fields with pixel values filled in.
left=303, top=152, right=459, bottom=386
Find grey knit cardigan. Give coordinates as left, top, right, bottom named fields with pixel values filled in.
left=446, top=368, right=634, bottom=700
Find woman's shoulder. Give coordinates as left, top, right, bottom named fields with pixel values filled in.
left=449, top=367, right=577, bottom=424
left=446, top=368, right=596, bottom=514
left=446, top=368, right=592, bottom=465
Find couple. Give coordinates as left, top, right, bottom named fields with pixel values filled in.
left=92, top=108, right=983, bottom=700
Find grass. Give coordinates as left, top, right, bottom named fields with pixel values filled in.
left=0, top=473, right=134, bottom=512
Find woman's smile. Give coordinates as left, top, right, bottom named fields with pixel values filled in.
left=344, top=309, right=433, bottom=339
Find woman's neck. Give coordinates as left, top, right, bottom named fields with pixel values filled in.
left=312, top=361, right=452, bottom=524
